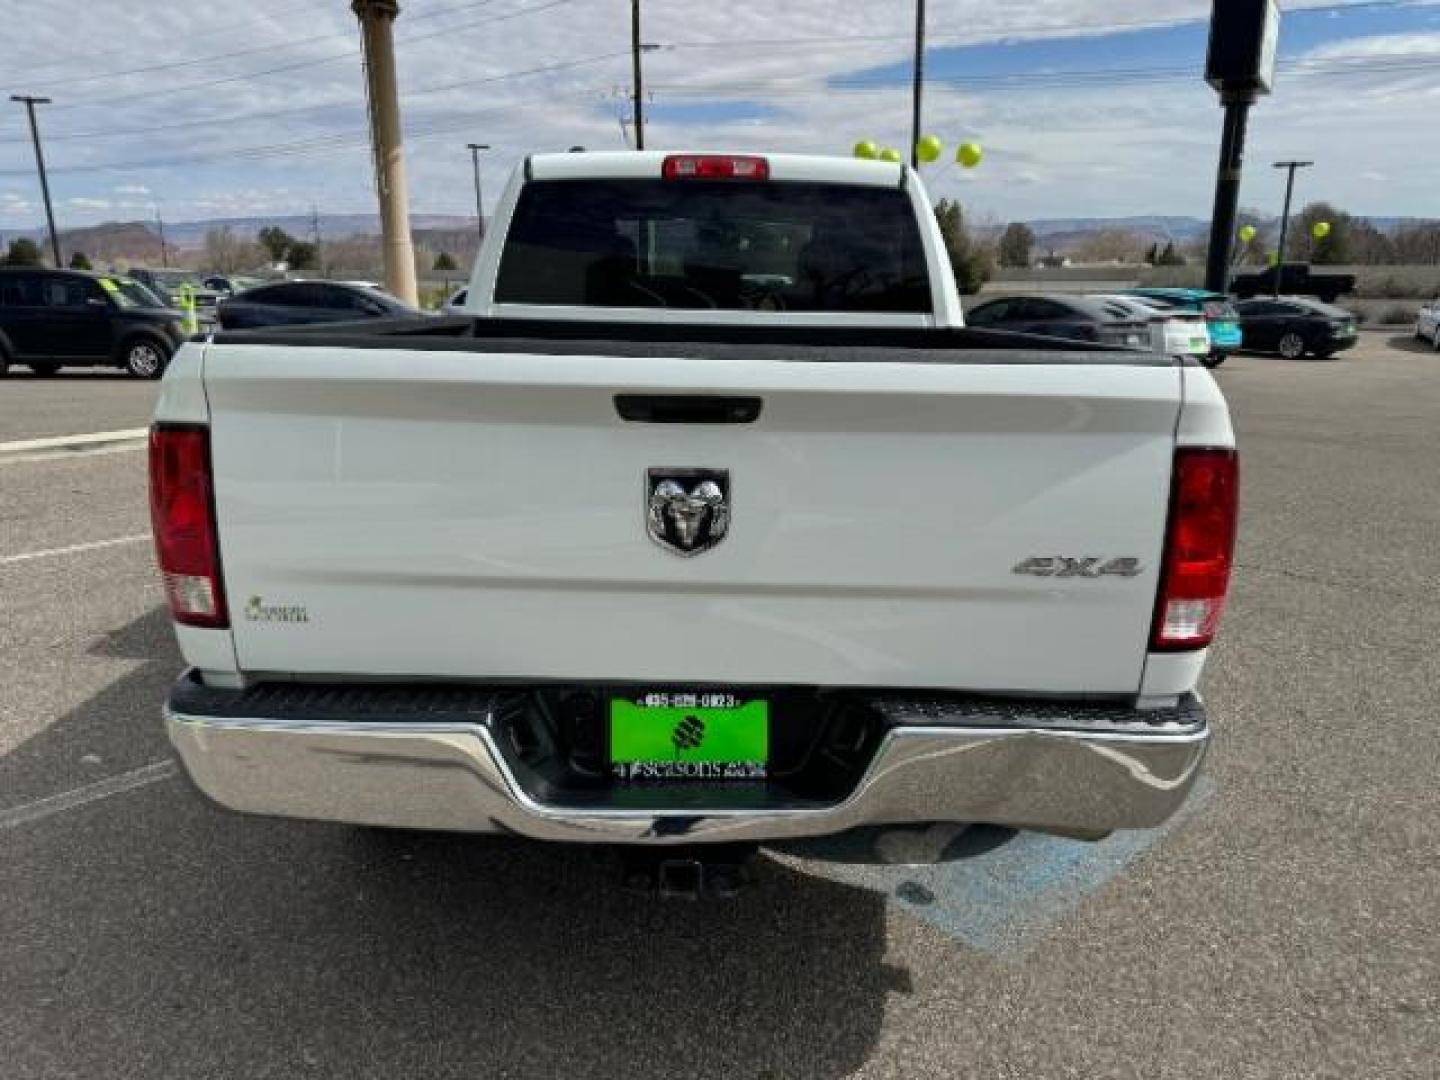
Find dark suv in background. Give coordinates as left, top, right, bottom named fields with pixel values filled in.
left=0, top=268, right=189, bottom=378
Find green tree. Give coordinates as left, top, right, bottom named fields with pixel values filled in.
left=257, top=226, right=294, bottom=265
left=1156, top=241, right=1185, bottom=267
left=1297, top=202, right=1351, bottom=265
left=1145, top=242, right=1159, bottom=266
left=285, top=240, right=318, bottom=272
left=1234, top=209, right=1272, bottom=266
left=433, top=251, right=458, bottom=273
left=933, top=199, right=992, bottom=295
left=4, top=237, right=43, bottom=266
left=997, top=222, right=1035, bottom=268
left=68, top=251, right=93, bottom=270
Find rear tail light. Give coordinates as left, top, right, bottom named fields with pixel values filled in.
left=149, top=424, right=227, bottom=627
left=1151, top=448, right=1239, bottom=650
left=662, top=154, right=769, bottom=181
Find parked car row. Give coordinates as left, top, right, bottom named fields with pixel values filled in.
left=0, top=268, right=430, bottom=379
left=0, top=267, right=190, bottom=378
left=1232, top=297, right=1358, bottom=359
left=966, top=287, right=1240, bottom=367
left=1414, top=297, right=1440, bottom=350
left=215, top=280, right=419, bottom=329
left=964, top=287, right=1361, bottom=363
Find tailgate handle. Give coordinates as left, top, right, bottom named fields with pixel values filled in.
left=614, top=395, right=762, bottom=424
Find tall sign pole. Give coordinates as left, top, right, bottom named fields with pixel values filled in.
left=353, top=0, right=418, bottom=306
left=1202, top=0, right=1280, bottom=294
left=10, top=95, right=62, bottom=266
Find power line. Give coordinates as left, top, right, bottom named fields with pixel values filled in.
left=0, top=93, right=602, bottom=180
left=6, top=48, right=1431, bottom=181
left=12, top=0, right=506, bottom=86
left=34, top=0, right=586, bottom=114
left=0, top=50, right=630, bottom=146
left=659, top=0, right=1429, bottom=49
left=647, top=53, right=1440, bottom=98
left=2, top=0, right=325, bottom=77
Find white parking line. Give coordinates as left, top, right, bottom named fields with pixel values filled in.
left=0, top=533, right=150, bottom=566
left=0, top=428, right=148, bottom=456
left=0, top=760, right=176, bottom=830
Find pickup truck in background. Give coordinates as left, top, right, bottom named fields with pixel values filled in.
left=152, top=152, right=1237, bottom=892
left=1230, top=262, right=1357, bottom=303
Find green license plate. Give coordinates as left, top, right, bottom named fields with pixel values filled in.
left=610, top=692, right=769, bottom=781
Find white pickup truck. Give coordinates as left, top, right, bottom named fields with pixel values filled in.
left=153, top=152, right=1236, bottom=880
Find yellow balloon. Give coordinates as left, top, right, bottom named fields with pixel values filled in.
left=1238, top=225, right=1257, bottom=243
left=916, top=134, right=943, bottom=163
left=853, top=140, right=878, bottom=160
left=878, top=147, right=903, bottom=164
left=956, top=141, right=983, bottom=168
left=1312, top=221, right=1331, bottom=239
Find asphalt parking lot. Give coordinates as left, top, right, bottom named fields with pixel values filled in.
left=3, top=335, right=1437, bottom=1079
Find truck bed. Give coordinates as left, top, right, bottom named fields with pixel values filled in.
left=212, top=314, right=1174, bottom=365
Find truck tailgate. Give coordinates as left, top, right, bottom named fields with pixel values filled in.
left=204, top=344, right=1181, bottom=694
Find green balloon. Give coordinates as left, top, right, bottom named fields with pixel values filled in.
left=1312, top=221, right=1331, bottom=240
left=1238, top=225, right=1257, bottom=243
left=878, top=147, right=903, bottom=164
left=956, top=141, right=983, bottom=168
left=916, top=134, right=943, bottom=163
left=853, top=140, right=878, bottom=160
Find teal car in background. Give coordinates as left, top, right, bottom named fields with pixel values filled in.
left=1122, top=288, right=1243, bottom=368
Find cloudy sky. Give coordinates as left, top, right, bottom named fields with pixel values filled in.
left=1, top=0, right=1437, bottom=230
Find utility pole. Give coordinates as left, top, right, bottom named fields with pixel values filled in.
left=910, top=0, right=926, bottom=169
left=630, top=0, right=645, bottom=150
left=10, top=95, right=62, bottom=266
left=310, top=202, right=324, bottom=276
left=1271, top=159, right=1312, bottom=297
left=466, top=143, right=489, bottom=243
left=154, top=206, right=169, bottom=267
left=352, top=0, right=418, bottom=305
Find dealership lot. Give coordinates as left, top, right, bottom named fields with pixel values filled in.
left=2, top=336, right=1437, bottom=1078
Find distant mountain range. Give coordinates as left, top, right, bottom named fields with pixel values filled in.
left=1023, top=214, right=1439, bottom=251
left=155, top=213, right=477, bottom=247
left=1026, top=216, right=1211, bottom=242
left=0, top=213, right=479, bottom=256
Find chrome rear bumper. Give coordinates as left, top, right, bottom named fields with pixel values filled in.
left=165, top=677, right=1208, bottom=845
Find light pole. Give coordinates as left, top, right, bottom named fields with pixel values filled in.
left=1271, top=159, right=1312, bottom=297
left=467, top=143, right=489, bottom=243
left=153, top=204, right=170, bottom=268
left=10, top=95, right=62, bottom=266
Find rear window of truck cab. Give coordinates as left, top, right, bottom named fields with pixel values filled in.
left=495, top=179, right=932, bottom=314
